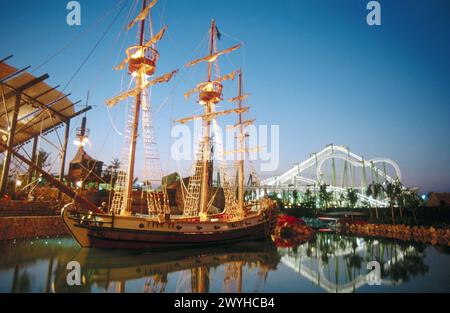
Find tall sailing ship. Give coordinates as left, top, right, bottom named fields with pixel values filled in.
left=57, top=0, right=277, bottom=249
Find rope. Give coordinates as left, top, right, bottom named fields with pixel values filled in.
left=59, top=0, right=130, bottom=96
left=31, top=0, right=128, bottom=74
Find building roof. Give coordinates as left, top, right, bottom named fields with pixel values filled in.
left=429, top=192, right=450, bottom=201
left=70, top=147, right=101, bottom=164
left=0, top=61, right=89, bottom=152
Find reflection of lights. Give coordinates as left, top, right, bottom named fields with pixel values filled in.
left=38, top=177, right=43, bottom=183
left=76, top=181, right=83, bottom=188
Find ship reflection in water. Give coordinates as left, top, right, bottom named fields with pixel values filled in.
left=1, top=234, right=449, bottom=293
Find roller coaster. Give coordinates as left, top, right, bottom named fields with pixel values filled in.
left=260, top=144, right=402, bottom=208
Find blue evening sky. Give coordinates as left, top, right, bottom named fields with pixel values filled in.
left=1, top=0, right=449, bottom=192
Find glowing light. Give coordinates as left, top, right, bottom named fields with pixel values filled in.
left=203, top=82, right=214, bottom=92
left=421, top=194, right=427, bottom=201
left=74, top=137, right=90, bottom=147
left=16, top=180, right=22, bottom=187
left=199, top=212, right=208, bottom=222
left=131, top=48, right=144, bottom=59
left=76, top=181, right=83, bottom=188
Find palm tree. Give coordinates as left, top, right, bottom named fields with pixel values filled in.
left=399, top=188, right=422, bottom=224
left=346, top=188, right=358, bottom=208
left=302, top=188, right=317, bottom=210
left=292, top=190, right=299, bottom=205
left=338, top=193, right=345, bottom=208
left=36, top=149, right=51, bottom=170
left=103, top=158, right=121, bottom=188
left=367, top=183, right=384, bottom=219
left=385, top=179, right=402, bottom=224
left=318, top=184, right=333, bottom=209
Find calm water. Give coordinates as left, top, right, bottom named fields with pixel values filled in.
left=0, top=234, right=449, bottom=293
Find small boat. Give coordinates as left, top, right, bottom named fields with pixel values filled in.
left=302, top=217, right=338, bottom=231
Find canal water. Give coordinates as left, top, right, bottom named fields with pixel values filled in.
left=1, top=234, right=449, bottom=293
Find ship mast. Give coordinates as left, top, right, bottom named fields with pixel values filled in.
left=106, top=0, right=177, bottom=216
left=124, top=0, right=147, bottom=214
left=237, top=69, right=245, bottom=212
left=181, top=20, right=244, bottom=219
left=199, top=19, right=217, bottom=217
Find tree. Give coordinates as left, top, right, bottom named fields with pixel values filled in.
left=292, top=190, right=299, bottom=205
left=337, top=193, right=346, bottom=208
left=318, top=184, right=333, bottom=209
left=367, top=183, right=384, bottom=219
left=346, top=188, right=358, bottom=208
left=301, top=188, right=317, bottom=209
left=36, top=149, right=51, bottom=170
left=385, top=178, right=403, bottom=224
left=103, top=158, right=121, bottom=188
left=399, top=188, right=422, bottom=224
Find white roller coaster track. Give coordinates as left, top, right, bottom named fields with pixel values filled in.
left=260, top=145, right=402, bottom=207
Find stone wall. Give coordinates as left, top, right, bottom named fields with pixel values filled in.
left=0, top=200, right=58, bottom=217
left=0, top=216, right=68, bottom=241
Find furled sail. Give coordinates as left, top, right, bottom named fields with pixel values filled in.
left=106, top=70, right=178, bottom=107
left=217, top=70, right=237, bottom=83
left=229, top=94, right=250, bottom=102
left=227, top=119, right=255, bottom=129
left=127, top=0, right=158, bottom=30
left=176, top=107, right=249, bottom=124
left=144, top=26, right=168, bottom=48
left=185, top=44, right=242, bottom=68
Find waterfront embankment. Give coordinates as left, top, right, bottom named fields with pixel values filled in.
left=340, top=223, right=450, bottom=246
left=0, top=216, right=67, bottom=241
left=0, top=200, right=68, bottom=241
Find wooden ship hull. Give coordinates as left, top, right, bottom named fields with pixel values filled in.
left=62, top=204, right=278, bottom=249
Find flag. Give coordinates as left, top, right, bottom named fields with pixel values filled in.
left=215, top=26, right=221, bottom=40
